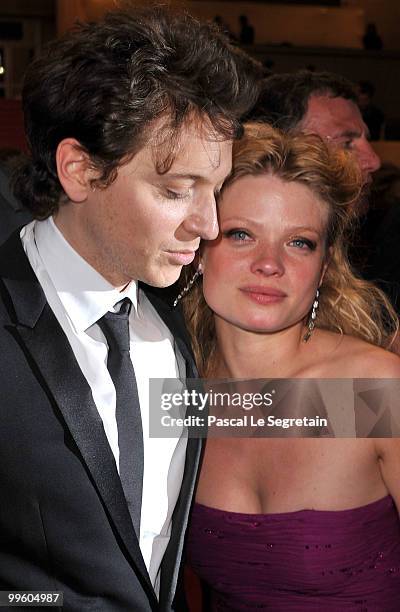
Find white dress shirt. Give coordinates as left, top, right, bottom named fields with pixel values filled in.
left=21, top=217, right=187, bottom=594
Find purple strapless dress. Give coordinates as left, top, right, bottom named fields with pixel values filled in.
left=186, top=496, right=400, bottom=611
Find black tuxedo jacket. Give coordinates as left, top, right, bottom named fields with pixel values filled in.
left=0, top=165, right=32, bottom=245
left=0, top=232, right=201, bottom=611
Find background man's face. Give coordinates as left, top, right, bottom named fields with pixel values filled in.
left=60, top=119, right=232, bottom=289
left=300, top=94, right=381, bottom=186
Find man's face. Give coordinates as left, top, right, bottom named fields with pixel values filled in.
left=300, top=95, right=381, bottom=185
left=56, top=120, right=232, bottom=288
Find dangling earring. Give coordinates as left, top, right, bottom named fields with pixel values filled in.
left=173, top=265, right=203, bottom=307
left=303, top=288, right=319, bottom=342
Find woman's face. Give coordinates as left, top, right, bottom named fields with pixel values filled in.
left=201, top=173, right=330, bottom=335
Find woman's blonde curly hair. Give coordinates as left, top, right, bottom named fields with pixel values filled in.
left=182, top=123, right=398, bottom=376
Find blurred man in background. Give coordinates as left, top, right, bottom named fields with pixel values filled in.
left=252, top=70, right=381, bottom=216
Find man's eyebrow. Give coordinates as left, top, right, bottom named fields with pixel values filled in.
left=332, top=130, right=362, bottom=140
left=161, top=173, right=202, bottom=181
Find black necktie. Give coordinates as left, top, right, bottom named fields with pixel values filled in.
left=97, top=298, right=143, bottom=538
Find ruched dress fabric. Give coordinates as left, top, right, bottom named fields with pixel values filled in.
left=186, top=496, right=400, bottom=611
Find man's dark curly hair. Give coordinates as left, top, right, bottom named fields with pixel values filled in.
left=15, top=6, right=262, bottom=219
left=249, top=70, right=358, bottom=132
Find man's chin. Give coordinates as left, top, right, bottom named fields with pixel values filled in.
left=144, top=267, right=182, bottom=289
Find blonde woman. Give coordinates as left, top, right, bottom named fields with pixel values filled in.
left=183, top=124, right=400, bottom=610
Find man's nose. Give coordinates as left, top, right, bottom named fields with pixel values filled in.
left=183, top=195, right=219, bottom=241
left=358, top=139, right=381, bottom=177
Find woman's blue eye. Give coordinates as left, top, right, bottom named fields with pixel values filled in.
left=291, top=239, right=306, bottom=248
left=289, top=238, right=316, bottom=250
left=227, top=229, right=250, bottom=241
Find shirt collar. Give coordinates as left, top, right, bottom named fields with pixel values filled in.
left=34, top=217, right=138, bottom=333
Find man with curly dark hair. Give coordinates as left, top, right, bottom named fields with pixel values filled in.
left=0, top=7, right=261, bottom=610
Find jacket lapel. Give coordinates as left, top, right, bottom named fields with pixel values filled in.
left=159, top=437, right=202, bottom=610
left=0, top=233, right=157, bottom=606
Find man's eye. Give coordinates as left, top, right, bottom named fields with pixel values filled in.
left=165, top=189, right=190, bottom=200
left=342, top=140, right=354, bottom=150
left=225, top=229, right=251, bottom=241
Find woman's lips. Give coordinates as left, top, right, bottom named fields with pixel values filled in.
left=240, top=286, right=287, bottom=304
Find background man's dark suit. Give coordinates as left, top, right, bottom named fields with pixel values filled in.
left=0, top=231, right=201, bottom=611
left=0, top=165, right=32, bottom=244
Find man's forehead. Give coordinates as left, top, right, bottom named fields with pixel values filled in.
left=150, top=116, right=233, bottom=173
left=302, top=94, right=365, bottom=138
left=126, top=118, right=232, bottom=177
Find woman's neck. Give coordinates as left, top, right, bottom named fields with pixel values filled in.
left=213, top=316, right=309, bottom=379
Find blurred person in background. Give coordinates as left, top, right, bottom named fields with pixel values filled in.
left=251, top=70, right=381, bottom=217
left=239, top=15, right=255, bottom=45
left=363, top=23, right=383, bottom=51
left=0, top=148, right=32, bottom=243
left=363, top=163, right=400, bottom=315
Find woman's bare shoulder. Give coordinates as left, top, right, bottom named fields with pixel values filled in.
left=341, top=338, right=400, bottom=378
left=311, top=330, right=400, bottom=378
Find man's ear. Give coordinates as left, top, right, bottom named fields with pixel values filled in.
left=319, top=245, right=333, bottom=286
left=56, top=138, right=94, bottom=203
